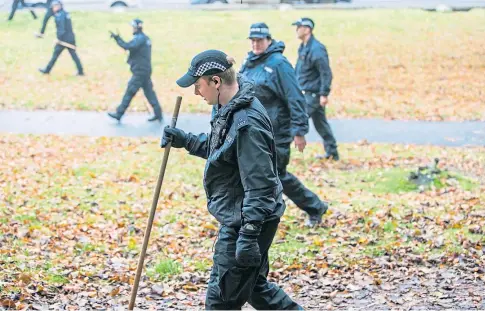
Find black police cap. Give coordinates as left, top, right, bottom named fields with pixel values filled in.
left=176, top=50, right=233, bottom=88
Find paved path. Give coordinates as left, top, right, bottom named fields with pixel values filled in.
left=1, top=110, right=484, bottom=147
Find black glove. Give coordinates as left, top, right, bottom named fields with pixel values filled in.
left=161, top=126, right=188, bottom=148
left=235, top=223, right=261, bottom=267
left=109, top=31, right=119, bottom=39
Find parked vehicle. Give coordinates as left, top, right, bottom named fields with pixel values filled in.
left=190, top=0, right=227, bottom=4
left=30, top=0, right=140, bottom=9
left=191, top=0, right=350, bottom=4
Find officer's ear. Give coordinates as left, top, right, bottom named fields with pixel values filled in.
left=211, top=77, right=222, bottom=89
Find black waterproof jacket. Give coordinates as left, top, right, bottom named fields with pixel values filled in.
left=295, top=35, right=333, bottom=96
left=54, top=9, right=75, bottom=44
left=240, top=41, right=309, bottom=144
left=182, top=77, right=286, bottom=227
left=114, top=31, right=152, bottom=76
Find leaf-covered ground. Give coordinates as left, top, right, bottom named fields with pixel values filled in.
left=1, top=134, right=484, bottom=309
left=1, top=9, right=484, bottom=120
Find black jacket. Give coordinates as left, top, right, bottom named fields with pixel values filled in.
left=295, top=35, right=333, bottom=96
left=114, top=31, right=152, bottom=76
left=54, top=9, right=75, bottom=44
left=182, top=77, right=285, bottom=227
left=240, top=41, right=309, bottom=144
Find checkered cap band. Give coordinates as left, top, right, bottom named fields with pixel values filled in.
left=250, top=27, right=269, bottom=34
left=301, top=20, right=313, bottom=27
left=132, top=20, right=143, bottom=28
left=193, top=62, right=227, bottom=77
left=295, top=18, right=314, bottom=28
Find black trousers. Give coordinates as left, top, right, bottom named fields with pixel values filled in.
left=44, top=44, right=84, bottom=74
left=8, top=0, right=37, bottom=20
left=276, top=143, right=323, bottom=216
left=39, top=7, right=53, bottom=34
left=116, top=74, right=162, bottom=118
left=205, top=219, right=302, bottom=310
left=304, top=93, right=338, bottom=155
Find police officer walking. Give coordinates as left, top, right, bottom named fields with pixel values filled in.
left=240, top=23, right=328, bottom=227
left=38, top=1, right=84, bottom=76
left=161, top=50, right=303, bottom=310
left=7, top=0, right=37, bottom=21
left=293, top=17, right=339, bottom=160
left=107, top=19, right=163, bottom=122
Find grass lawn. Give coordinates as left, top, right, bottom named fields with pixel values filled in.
left=1, top=134, right=484, bottom=308
left=1, top=9, right=484, bottom=120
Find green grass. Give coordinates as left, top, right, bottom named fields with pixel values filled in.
left=453, top=174, right=478, bottom=191
left=193, top=259, right=212, bottom=272
left=383, top=220, right=398, bottom=233
left=413, top=243, right=428, bottom=255
left=356, top=169, right=419, bottom=193
left=362, top=245, right=388, bottom=257
left=1, top=9, right=484, bottom=120
left=147, top=259, right=183, bottom=280
left=46, top=274, right=69, bottom=284
left=336, top=168, right=478, bottom=194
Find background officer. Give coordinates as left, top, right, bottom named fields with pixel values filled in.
left=107, top=19, right=163, bottom=122
left=294, top=17, right=339, bottom=160
left=38, top=0, right=84, bottom=76
left=7, top=0, right=37, bottom=21
left=240, top=22, right=328, bottom=227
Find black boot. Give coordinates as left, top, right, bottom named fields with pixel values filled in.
left=305, top=201, right=328, bottom=227
left=107, top=112, right=123, bottom=121
left=38, top=68, right=49, bottom=75
left=325, top=151, right=339, bottom=161
left=148, top=105, right=163, bottom=122
left=147, top=115, right=162, bottom=122
left=317, top=151, right=339, bottom=161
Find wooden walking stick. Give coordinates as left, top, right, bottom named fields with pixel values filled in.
left=55, top=39, right=77, bottom=50
left=128, top=96, right=183, bottom=310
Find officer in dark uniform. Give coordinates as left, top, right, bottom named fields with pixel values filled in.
left=7, top=0, right=37, bottom=21
left=240, top=23, right=328, bottom=227
left=38, top=0, right=84, bottom=76
left=35, top=0, right=54, bottom=38
left=107, top=19, right=163, bottom=122
left=293, top=17, right=339, bottom=160
left=161, top=50, right=302, bottom=310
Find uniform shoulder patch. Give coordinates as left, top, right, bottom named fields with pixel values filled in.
left=234, top=109, right=249, bottom=130
left=264, top=66, right=273, bottom=74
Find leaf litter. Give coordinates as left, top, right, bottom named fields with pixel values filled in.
left=0, top=134, right=484, bottom=309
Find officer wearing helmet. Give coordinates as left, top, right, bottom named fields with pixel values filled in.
left=38, top=0, right=84, bottom=76
left=107, top=19, right=163, bottom=123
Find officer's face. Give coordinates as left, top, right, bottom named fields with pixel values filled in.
left=250, top=38, right=271, bottom=55
left=52, top=4, right=61, bottom=12
left=194, top=78, right=218, bottom=106
left=296, top=26, right=310, bottom=40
